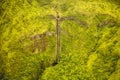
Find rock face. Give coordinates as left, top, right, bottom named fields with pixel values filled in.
left=30, top=31, right=55, bottom=53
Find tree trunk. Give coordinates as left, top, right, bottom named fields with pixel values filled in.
left=56, top=12, right=60, bottom=63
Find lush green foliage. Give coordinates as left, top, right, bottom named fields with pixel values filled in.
left=0, top=0, right=120, bottom=80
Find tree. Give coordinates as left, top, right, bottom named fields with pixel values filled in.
left=44, top=12, right=87, bottom=65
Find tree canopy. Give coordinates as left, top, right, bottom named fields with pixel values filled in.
left=0, top=0, right=120, bottom=80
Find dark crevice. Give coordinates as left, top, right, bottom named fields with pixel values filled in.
left=38, top=60, right=58, bottom=80
left=52, top=61, right=58, bottom=66
left=0, top=72, right=4, bottom=80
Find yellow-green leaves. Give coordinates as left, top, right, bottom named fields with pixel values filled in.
left=87, top=53, right=97, bottom=71
left=0, top=0, right=120, bottom=80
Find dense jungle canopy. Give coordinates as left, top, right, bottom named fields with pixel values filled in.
left=0, top=0, right=120, bottom=80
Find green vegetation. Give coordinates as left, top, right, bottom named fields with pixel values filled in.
left=0, top=0, right=120, bottom=80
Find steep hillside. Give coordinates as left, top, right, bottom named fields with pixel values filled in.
left=0, top=0, right=120, bottom=80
